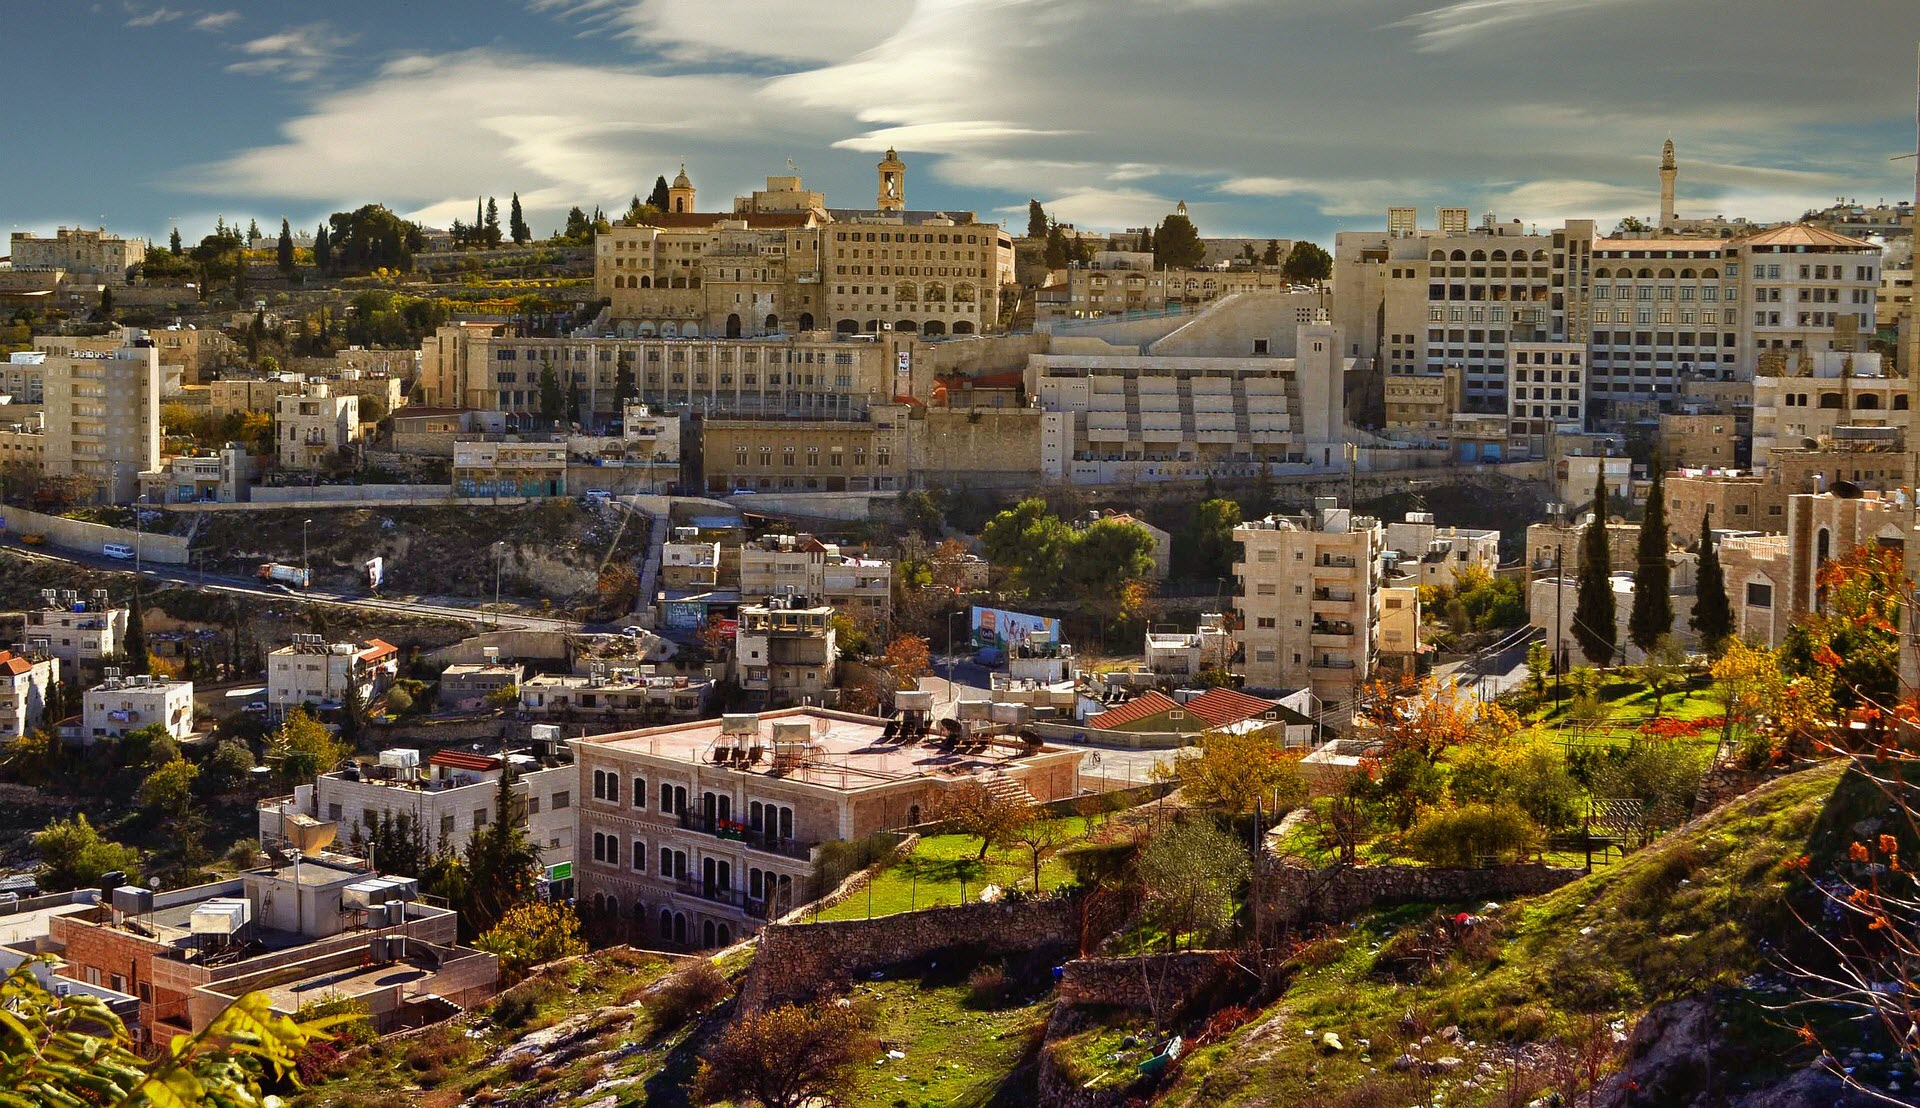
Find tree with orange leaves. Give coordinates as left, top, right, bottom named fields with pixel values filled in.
left=1354, top=676, right=1520, bottom=830
left=1785, top=544, right=1903, bottom=710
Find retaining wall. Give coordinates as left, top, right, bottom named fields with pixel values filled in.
left=0, top=506, right=190, bottom=565
left=737, top=897, right=1080, bottom=1013
left=1256, top=861, right=1583, bottom=932
left=250, top=484, right=454, bottom=505
left=1055, top=950, right=1246, bottom=1018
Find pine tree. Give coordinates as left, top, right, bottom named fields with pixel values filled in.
left=1026, top=199, right=1047, bottom=240
left=122, top=592, right=150, bottom=676
left=1153, top=211, right=1204, bottom=269
left=509, top=193, right=530, bottom=244
left=246, top=218, right=260, bottom=244
left=168, top=227, right=182, bottom=255
left=1628, top=459, right=1672, bottom=655
left=1043, top=223, right=1068, bottom=270
left=1572, top=469, right=1617, bottom=666
left=647, top=175, right=671, bottom=210
left=276, top=219, right=295, bottom=275
left=1262, top=239, right=1281, bottom=266
left=537, top=363, right=564, bottom=426
left=1690, top=510, right=1733, bottom=655
left=484, top=198, right=502, bottom=247
left=313, top=224, right=331, bottom=273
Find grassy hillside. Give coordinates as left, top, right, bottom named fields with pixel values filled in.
left=1162, top=760, right=1874, bottom=1106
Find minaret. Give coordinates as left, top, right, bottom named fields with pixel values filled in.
left=877, top=148, right=905, bottom=212
left=1659, top=136, right=1677, bottom=229
left=667, top=164, right=695, bottom=214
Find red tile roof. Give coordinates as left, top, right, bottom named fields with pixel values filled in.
left=429, top=749, right=501, bottom=772
left=358, top=639, right=397, bottom=663
left=1184, top=687, right=1282, bottom=728
left=0, top=652, right=32, bottom=677
left=1087, top=691, right=1181, bottom=730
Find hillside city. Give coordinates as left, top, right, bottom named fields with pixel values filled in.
left=5, top=28, right=1920, bottom=1108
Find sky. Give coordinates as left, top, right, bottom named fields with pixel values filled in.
left=9, top=1, right=1920, bottom=249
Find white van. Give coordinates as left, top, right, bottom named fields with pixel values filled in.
left=102, top=542, right=135, bottom=560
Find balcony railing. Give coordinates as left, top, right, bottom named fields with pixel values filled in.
left=673, top=875, right=748, bottom=909
left=1312, top=589, right=1354, bottom=603
left=677, top=812, right=814, bottom=860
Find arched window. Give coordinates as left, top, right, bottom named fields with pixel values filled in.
left=954, top=283, right=975, bottom=303
left=925, top=283, right=946, bottom=303
left=764, top=313, right=779, bottom=332
left=1429, top=250, right=1446, bottom=262
left=1856, top=394, right=1881, bottom=409
left=923, top=320, right=947, bottom=336
left=640, top=275, right=651, bottom=288
left=1818, top=393, right=1844, bottom=409
left=896, top=281, right=917, bottom=301
left=1469, top=249, right=1486, bottom=262
left=703, top=920, right=716, bottom=948
left=835, top=318, right=858, bottom=334
left=895, top=319, right=917, bottom=334
left=1449, top=249, right=1466, bottom=262
left=952, top=320, right=975, bottom=335
left=798, top=312, right=815, bottom=331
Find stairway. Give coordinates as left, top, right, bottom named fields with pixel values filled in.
left=981, top=771, right=1038, bottom=810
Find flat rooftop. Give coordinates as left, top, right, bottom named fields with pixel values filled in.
left=577, top=708, right=1070, bottom=790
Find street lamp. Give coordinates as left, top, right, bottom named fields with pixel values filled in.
left=133, top=494, right=147, bottom=576
left=302, top=519, right=312, bottom=587
left=945, top=609, right=965, bottom=701
left=492, top=542, right=507, bottom=628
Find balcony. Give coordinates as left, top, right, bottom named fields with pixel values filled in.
left=1311, top=656, right=1357, bottom=671
left=677, top=812, right=814, bottom=860
left=673, top=875, right=749, bottom=909
left=1311, top=588, right=1355, bottom=603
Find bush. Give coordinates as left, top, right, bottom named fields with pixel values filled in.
left=646, top=959, right=728, bottom=1030
left=966, top=963, right=1009, bottom=1008
left=1405, top=802, right=1539, bottom=867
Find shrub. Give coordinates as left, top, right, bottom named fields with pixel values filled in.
left=966, top=963, right=1009, bottom=1008
left=646, top=959, right=728, bottom=1030
left=1405, top=802, right=1540, bottom=867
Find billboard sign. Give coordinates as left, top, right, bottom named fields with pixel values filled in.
left=969, top=606, right=1060, bottom=650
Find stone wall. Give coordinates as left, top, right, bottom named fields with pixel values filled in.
left=1055, top=950, right=1246, bottom=1019
left=737, top=897, right=1080, bottom=1013
left=1256, top=861, right=1583, bottom=933
left=0, top=506, right=191, bottom=565
left=251, top=484, right=454, bottom=505
left=915, top=407, right=1046, bottom=488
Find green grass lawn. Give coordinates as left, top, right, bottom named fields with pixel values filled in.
left=840, top=971, right=1052, bottom=1107
left=1515, top=672, right=1728, bottom=749
left=814, top=817, right=1091, bottom=922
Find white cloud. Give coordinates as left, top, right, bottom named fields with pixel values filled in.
left=227, top=22, right=350, bottom=81
left=1389, top=0, right=1646, bottom=52
left=125, top=6, right=183, bottom=27
left=529, top=0, right=913, bottom=62
left=193, top=10, right=241, bottom=31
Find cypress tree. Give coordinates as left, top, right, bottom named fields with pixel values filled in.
left=484, top=198, right=502, bottom=247
left=276, top=218, right=295, bottom=274
left=1572, top=469, right=1617, bottom=666
left=168, top=227, right=182, bottom=255
left=313, top=224, right=331, bottom=273
left=122, top=592, right=150, bottom=676
left=509, top=193, right=529, bottom=244
left=647, top=175, right=671, bottom=210
left=1027, top=199, right=1047, bottom=240
left=1691, top=509, right=1733, bottom=655
left=1628, top=459, right=1672, bottom=655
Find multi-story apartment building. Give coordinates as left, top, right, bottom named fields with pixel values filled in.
left=1657, top=412, right=1741, bottom=469
left=275, top=383, right=359, bottom=471
left=738, top=533, right=829, bottom=599
left=1233, top=499, right=1383, bottom=710
left=266, top=636, right=399, bottom=718
left=570, top=707, right=1084, bottom=948
left=519, top=668, right=715, bottom=726
left=734, top=598, right=839, bottom=708
left=9, top=227, right=145, bottom=284
left=1377, top=587, right=1423, bottom=678
left=593, top=153, right=1014, bottom=339
left=1382, top=512, right=1500, bottom=589
left=23, top=591, right=127, bottom=672
left=0, top=336, right=161, bottom=503
left=1751, top=351, right=1908, bottom=467
left=139, top=445, right=251, bottom=505
left=1717, top=532, right=1792, bottom=647
left=451, top=438, right=568, bottom=499
left=1505, top=341, right=1590, bottom=455
left=81, top=673, right=193, bottom=742
left=147, top=327, right=237, bottom=383
left=1033, top=317, right=1352, bottom=485
left=1663, top=469, right=1789, bottom=545
left=1382, top=366, right=1464, bottom=436
left=0, top=647, right=59, bottom=740
left=701, top=408, right=910, bottom=494
left=418, top=324, right=913, bottom=426
left=260, top=742, right=578, bottom=869
left=660, top=535, right=722, bottom=592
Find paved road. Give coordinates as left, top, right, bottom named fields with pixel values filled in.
left=1435, top=625, right=1543, bottom=702
left=3, top=541, right=583, bottom=632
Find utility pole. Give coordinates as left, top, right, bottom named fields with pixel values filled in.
left=1553, top=542, right=1564, bottom=702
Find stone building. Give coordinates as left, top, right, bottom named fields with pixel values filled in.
left=274, top=383, right=359, bottom=471
left=1233, top=499, right=1383, bottom=710
left=0, top=335, right=161, bottom=503
left=1382, top=366, right=1463, bottom=436
left=9, top=227, right=145, bottom=284
left=701, top=408, right=909, bottom=494
left=1657, top=412, right=1740, bottom=469
left=570, top=707, right=1084, bottom=949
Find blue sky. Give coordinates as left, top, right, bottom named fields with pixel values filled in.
left=10, top=1, right=1920, bottom=248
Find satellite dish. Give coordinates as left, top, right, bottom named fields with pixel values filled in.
left=148, top=877, right=160, bottom=889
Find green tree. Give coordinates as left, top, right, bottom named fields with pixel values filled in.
left=338, top=677, right=364, bottom=745
left=1153, top=209, right=1205, bottom=269
left=1157, top=728, right=1304, bottom=816
left=460, top=767, right=542, bottom=934
left=1572, top=470, right=1617, bottom=666
left=1026, top=199, right=1047, bottom=239
left=312, top=222, right=331, bottom=272
left=483, top=197, right=503, bottom=247
left=473, top=900, right=586, bottom=984
left=268, top=707, right=348, bottom=788
left=276, top=217, right=295, bottom=275
left=694, top=1000, right=876, bottom=1108
left=1262, top=239, right=1282, bottom=266
left=122, top=592, right=149, bottom=675
left=247, top=218, right=261, bottom=243
left=615, top=356, right=637, bottom=404
left=1184, top=497, right=1242, bottom=581
left=1065, top=516, right=1157, bottom=619
left=648, top=175, right=671, bottom=211
left=140, top=757, right=199, bottom=817
left=563, top=206, right=593, bottom=242
left=168, top=226, right=182, bottom=255
left=1690, top=510, right=1732, bottom=655
left=0, top=961, right=325, bottom=1106
left=1138, top=818, right=1249, bottom=950
left=509, top=192, right=530, bottom=244
left=981, top=498, right=1072, bottom=596
left=537, top=362, right=565, bottom=426
left=1628, top=460, right=1672, bottom=656
left=1043, top=223, right=1069, bottom=270
left=207, top=739, right=257, bottom=793
left=1406, top=802, right=1540, bottom=867
left=1281, top=241, right=1333, bottom=285
left=33, top=813, right=140, bottom=892
left=1525, top=639, right=1551, bottom=696
left=325, top=204, right=424, bottom=274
